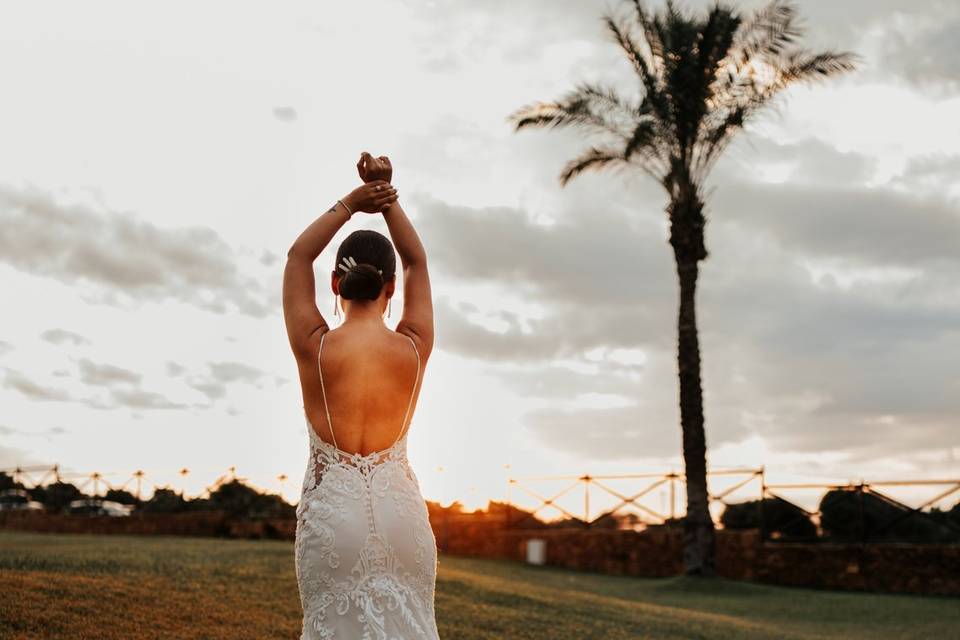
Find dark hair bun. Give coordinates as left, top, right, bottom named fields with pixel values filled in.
left=334, top=230, right=397, bottom=302
left=339, top=263, right=385, bottom=300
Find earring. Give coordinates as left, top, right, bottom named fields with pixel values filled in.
left=387, top=297, right=392, bottom=318
left=333, top=295, right=340, bottom=319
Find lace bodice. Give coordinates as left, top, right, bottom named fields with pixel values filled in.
left=301, top=417, right=411, bottom=495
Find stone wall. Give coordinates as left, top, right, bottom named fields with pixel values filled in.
left=717, top=529, right=960, bottom=596
left=446, top=527, right=959, bottom=596
left=435, top=528, right=683, bottom=577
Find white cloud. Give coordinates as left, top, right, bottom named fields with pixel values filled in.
left=40, top=329, right=92, bottom=347
left=0, top=185, right=276, bottom=317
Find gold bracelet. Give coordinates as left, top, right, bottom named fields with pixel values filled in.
left=337, top=199, right=353, bottom=217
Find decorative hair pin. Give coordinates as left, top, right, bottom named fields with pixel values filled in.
left=338, top=256, right=357, bottom=273
left=338, top=255, right=382, bottom=275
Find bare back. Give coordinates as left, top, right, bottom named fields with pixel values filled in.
left=300, top=325, right=422, bottom=456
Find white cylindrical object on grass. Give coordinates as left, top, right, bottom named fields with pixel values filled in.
left=526, top=538, right=546, bottom=565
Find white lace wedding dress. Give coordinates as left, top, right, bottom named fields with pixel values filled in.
left=295, top=332, right=440, bottom=639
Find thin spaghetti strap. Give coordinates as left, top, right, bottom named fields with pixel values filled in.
left=390, top=335, right=420, bottom=448
left=317, top=332, right=338, bottom=449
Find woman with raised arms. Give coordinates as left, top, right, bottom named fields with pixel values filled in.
left=282, top=152, right=439, bottom=639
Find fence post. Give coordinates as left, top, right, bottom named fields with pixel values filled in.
left=759, top=466, right=767, bottom=542
left=669, top=472, right=676, bottom=521
left=857, top=482, right=866, bottom=543
left=582, top=475, right=591, bottom=526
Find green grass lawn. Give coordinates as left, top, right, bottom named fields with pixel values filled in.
left=1, top=531, right=956, bottom=639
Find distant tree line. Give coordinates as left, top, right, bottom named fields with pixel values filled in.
left=0, top=472, right=294, bottom=520
left=721, top=490, right=960, bottom=543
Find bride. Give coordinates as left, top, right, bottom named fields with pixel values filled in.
left=282, top=152, right=440, bottom=639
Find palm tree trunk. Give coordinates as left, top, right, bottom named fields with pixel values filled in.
left=668, top=183, right=715, bottom=576
left=675, top=257, right=715, bottom=576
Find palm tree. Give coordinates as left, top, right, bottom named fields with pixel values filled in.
left=510, top=0, right=856, bottom=575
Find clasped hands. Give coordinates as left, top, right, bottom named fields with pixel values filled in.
left=342, top=152, right=398, bottom=215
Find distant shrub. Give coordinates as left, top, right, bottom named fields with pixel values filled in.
left=28, top=481, right=85, bottom=512
left=203, top=480, right=295, bottom=520
left=0, top=472, right=24, bottom=492
left=819, top=488, right=958, bottom=543
left=721, top=497, right=816, bottom=540
left=142, top=488, right=188, bottom=514
left=104, top=489, right=140, bottom=506
left=929, top=500, right=960, bottom=532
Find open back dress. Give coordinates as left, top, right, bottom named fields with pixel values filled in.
left=295, top=332, right=440, bottom=639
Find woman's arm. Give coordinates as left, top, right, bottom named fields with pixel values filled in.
left=283, top=181, right=398, bottom=359
left=355, top=152, right=433, bottom=356
left=383, top=198, right=434, bottom=358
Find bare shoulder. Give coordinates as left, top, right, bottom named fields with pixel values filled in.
left=292, top=325, right=330, bottom=377
left=394, top=326, right=431, bottom=363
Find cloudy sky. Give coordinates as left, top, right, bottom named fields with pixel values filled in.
left=1, top=0, right=957, bottom=515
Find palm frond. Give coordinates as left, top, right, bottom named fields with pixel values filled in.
left=624, top=119, right=656, bottom=159
left=781, top=50, right=859, bottom=83
left=577, top=83, right=642, bottom=122
left=603, top=14, right=649, bottom=78
left=698, top=5, right=740, bottom=77
left=603, top=14, right=673, bottom=130
left=691, top=105, right=745, bottom=179
left=734, top=0, right=800, bottom=63
left=624, top=119, right=671, bottom=180
left=629, top=0, right=665, bottom=74
left=558, top=146, right=626, bottom=186
left=509, top=82, right=639, bottom=140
